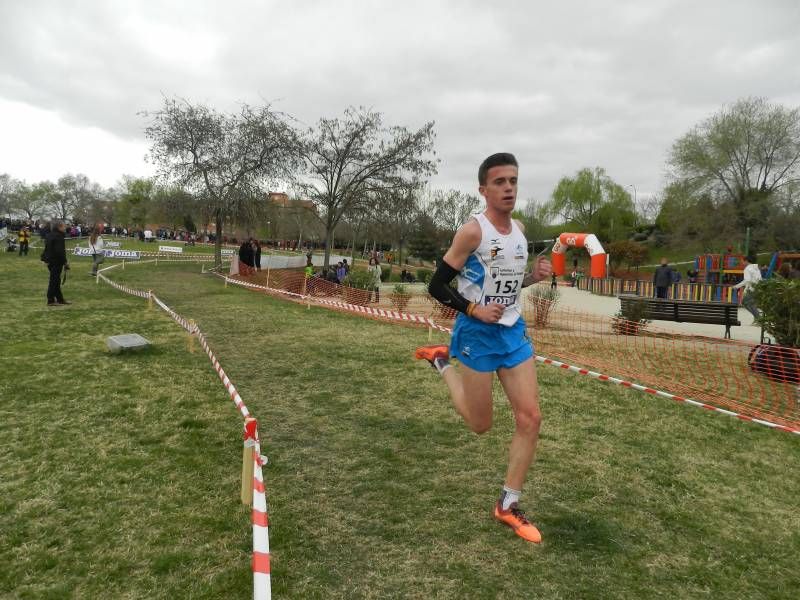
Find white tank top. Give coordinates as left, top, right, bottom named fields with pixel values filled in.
left=457, top=212, right=528, bottom=326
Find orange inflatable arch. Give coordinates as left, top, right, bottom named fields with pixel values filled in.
left=551, top=232, right=607, bottom=279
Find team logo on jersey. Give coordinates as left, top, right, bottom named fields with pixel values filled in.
left=490, top=245, right=504, bottom=259
left=514, top=243, right=525, bottom=259
left=491, top=266, right=499, bottom=279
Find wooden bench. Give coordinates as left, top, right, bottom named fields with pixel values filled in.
left=618, top=294, right=741, bottom=339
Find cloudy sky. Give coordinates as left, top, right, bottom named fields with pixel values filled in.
left=1, top=0, right=798, bottom=207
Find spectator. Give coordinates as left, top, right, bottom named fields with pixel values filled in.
left=779, top=262, right=800, bottom=280
left=252, top=239, right=262, bottom=271
left=43, top=221, right=70, bottom=305
left=733, top=254, right=762, bottom=320
left=687, top=267, right=699, bottom=284
left=653, top=258, right=673, bottom=299
left=18, top=226, right=30, bottom=256
left=342, top=258, right=350, bottom=274
left=88, top=224, right=105, bottom=276
left=238, top=239, right=254, bottom=276
left=336, top=261, right=346, bottom=283
left=304, top=258, right=314, bottom=280
left=368, top=257, right=382, bottom=302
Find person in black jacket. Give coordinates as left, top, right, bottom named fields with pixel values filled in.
left=252, top=239, right=262, bottom=271
left=43, top=221, right=70, bottom=305
left=653, top=258, right=673, bottom=299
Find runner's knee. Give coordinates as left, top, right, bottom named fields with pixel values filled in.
left=469, top=416, right=492, bottom=435
left=514, top=407, right=541, bottom=435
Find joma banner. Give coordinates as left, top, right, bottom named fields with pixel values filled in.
left=74, top=247, right=140, bottom=259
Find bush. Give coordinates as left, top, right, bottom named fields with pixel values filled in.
left=416, top=268, right=433, bottom=284
left=343, top=269, right=375, bottom=290
left=390, top=284, right=411, bottom=312
left=752, top=278, right=800, bottom=348
left=527, top=285, right=560, bottom=327
left=612, top=297, right=650, bottom=336
left=380, top=265, right=392, bottom=282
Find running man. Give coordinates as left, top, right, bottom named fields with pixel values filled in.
left=416, top=152, right=552, bottom=543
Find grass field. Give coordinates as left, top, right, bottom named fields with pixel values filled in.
left=2, top=250, right=799, bottom=599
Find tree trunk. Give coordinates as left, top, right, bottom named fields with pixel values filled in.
left=323, top=224, right=333, bottom=270
left=215, top=212, right=223, bottom=268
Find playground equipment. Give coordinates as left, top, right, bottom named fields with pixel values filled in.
left=694, top=251, right=746, bottom=286
left=551, top=233, right=607, bottom=279
left=764, top=251, right=800, bottom=278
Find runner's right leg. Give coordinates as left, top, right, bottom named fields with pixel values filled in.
left=416, top=346, right=494, bottom=433
left=441, top=363, right=494, bottom=433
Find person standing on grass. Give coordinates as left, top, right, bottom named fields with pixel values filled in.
left=733, top=254, right=762, bottom=320
left=415, top=152, right=552, bottom=543
left=88, top=224, right=105, bottom=276
left=18, top=226, right=30, bottom=256
left=653, top=258, right=673, bottom=299
left=43, top=221, right=70, bottom=305
left=368, top=256, right=382, bottom=302
left=253, top=239, right=262, bottom=271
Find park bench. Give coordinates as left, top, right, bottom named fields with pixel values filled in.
left=618, top=294, right=741, bottom=339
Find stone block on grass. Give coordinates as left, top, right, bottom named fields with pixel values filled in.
left=107, top=333, right=151, bottom=354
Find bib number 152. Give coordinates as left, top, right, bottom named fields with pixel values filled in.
left=493, top=279, right=519, bottom=294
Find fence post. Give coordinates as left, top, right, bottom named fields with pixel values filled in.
left=148, top=290, right=154, bottom=310
left=241, top=417, right=257, bottom=505
left=225, top=276, right=228, bottom=288
left=122, top=259, right=125, bottom=270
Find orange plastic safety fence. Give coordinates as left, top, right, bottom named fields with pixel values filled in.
left=230, top=270, right=799, bottom=430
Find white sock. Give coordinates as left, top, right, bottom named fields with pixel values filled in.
left=433, top=357, right=451, bottom=374
left=500, top=485, right=521, bottom=510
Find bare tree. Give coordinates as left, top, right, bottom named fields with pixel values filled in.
left=295, top=107, right=437, bottom=269
left=431, top=188, right=480, bottom=241
left=143, top=97, right=295, bottom=266
left=0, top=174, right=17, bottom=217
left=50, top=174, right=94, bottom=221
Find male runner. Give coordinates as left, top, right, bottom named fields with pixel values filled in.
left=416, top=152, right=552, bottom=543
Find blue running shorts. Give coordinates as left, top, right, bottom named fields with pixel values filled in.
left=450, top=314, right=534, bottom=372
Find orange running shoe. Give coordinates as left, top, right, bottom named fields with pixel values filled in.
left=494, top=502, right=542, bottom=543
left=414, top=344, right=449, bottom=367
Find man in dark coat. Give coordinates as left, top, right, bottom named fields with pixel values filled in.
left=653, top=258, right=673, bottom=299
left=43, top=221, right=70, bottom=305
left=238, top=240, right=253, bottom=267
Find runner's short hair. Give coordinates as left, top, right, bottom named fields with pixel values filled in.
left=479, top=153, right=518, bottom=185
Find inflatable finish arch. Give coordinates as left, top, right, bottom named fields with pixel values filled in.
left=551, top=233, right=607, bottom=279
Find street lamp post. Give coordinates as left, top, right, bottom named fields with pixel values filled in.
left=627, top=184, right=637, bottom=206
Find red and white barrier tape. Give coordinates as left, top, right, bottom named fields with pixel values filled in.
left=219, top=272, right=800, bottom=437
left=534, top=356, right=800, bottom=436
left=97, top=264, right=271, bottom=599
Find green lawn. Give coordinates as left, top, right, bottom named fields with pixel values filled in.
left=2, top=251, right=799, bottom=599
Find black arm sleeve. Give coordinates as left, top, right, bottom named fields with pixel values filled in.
left=428, top=260, right=472, bottom=314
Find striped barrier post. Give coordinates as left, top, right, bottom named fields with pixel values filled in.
left=252, top=428, right=271, bottom=600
